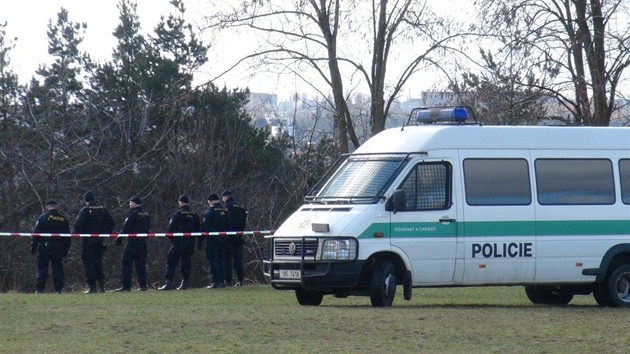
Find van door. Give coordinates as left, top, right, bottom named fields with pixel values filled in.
left=390, top=159, right=458, bottom=285
left=459, top=153, right=536, bottom=284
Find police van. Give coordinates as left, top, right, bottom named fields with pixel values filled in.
left=264, top=107, right=630, bottom=307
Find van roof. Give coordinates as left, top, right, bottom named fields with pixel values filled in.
left=355, top=125, right=630, bottom=154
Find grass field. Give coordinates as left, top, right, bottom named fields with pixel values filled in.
left=1, top=285, right=628, bottom=353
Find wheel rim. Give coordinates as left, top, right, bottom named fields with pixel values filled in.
left=615, top=271, right=630, bottom=302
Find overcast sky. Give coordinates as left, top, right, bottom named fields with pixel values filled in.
left=1, top=0, right=314, bottom=100
left=6, top=0, right=573, bottom=102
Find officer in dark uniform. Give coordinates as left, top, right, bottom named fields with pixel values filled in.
left=74, top=191, right=115, bottom=293
left=221, top=189, right=248, bottom=287
left=159, top=194, right=200, bottom=290
left=31, top=200, right=71, bottom=294
left=115, top=196, right=151, bottom=292
left=198, top=193, right=231, bottom=289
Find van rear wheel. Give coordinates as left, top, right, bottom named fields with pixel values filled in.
left=599, top=264, right=630, bottom=308
left=295, top=288, right=324, bottom=306
left=370, top=260, right=397, bottom=307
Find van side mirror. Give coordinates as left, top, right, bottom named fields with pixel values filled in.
left=385, top=189, right=407, bottom=213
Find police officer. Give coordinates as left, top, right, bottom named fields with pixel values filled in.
left=198, top=193, right=230, bottom=289
left=31, top=200, right=71, bottom=294
left=115, top=196, right=151, bottom=292
left=74, top=191, right=115, bottom=293
left=222, top=189, right=248, bottom=287
left=159, top=195, right=200, bottom=290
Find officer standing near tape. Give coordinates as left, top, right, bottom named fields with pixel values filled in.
left=31, top=200, right=71, bottom=294
left=159, top=195, right=200, bottom=290
left=198, top=193, right=230, bottom=289
left=74, top=191, right=115, bottom=293
left=222, top=189, right=248, bottom=287
left=115, top=196, right=151, bottom=292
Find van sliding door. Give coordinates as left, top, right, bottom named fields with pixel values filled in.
left=460, top=152, right=536, bottom=284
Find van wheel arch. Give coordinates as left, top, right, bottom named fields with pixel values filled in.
left=593, top=245, right=630, bottom=283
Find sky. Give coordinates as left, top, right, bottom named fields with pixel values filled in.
left=1, top=0, right=311, bottom=100
left=5, top=1, right=627, bottom=104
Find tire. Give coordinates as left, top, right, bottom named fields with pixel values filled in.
left=524, top=285, right=542, bottom=304
left=524, top=285, right=573, bottom=305
left=295, top=288, right=323, bottom=306
left=600, top=264, right=630, bottom=308
left=593, top=282, right=614, bottom=307
left=370, top=260, right=397, bottom=307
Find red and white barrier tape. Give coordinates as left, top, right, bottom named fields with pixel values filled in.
left=0, top=231, right=275, bottom=238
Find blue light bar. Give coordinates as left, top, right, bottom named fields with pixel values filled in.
left=416, top=107, right=469, bottom=122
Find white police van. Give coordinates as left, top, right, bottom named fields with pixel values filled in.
left=264, top=107, right=630, bottom=307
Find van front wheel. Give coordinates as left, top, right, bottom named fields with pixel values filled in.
left=295, top=288, right=324, bottom=306
left=370, top=260, right=397, bottom=307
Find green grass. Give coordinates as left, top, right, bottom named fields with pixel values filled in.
left=1, top=285, right=628, bottom=353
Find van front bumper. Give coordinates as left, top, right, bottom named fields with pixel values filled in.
left=265, top=260, right=366, bottom=291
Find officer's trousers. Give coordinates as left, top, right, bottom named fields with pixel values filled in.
left=121, top=239, right=147, bottom=289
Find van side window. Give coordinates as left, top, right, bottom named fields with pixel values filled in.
left=535, top=159, right=615, bottom=205
left=463, top=159, right=531, bottom=206
left=619, top=159, right=630, bottom=204
left=398, top=162, right=451, bottom=210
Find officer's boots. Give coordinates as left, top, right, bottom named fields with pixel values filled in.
left=158, top=279, right=172, bottom=291
left=84, top=281, right=98, bottom=294
left=177, top=278, right=189, bottom=290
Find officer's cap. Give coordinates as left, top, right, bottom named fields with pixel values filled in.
left=130, top=196, right=142, bottom=205
left=84, top=191, right=95, bottom=202
left=45, top=200, right=58, bottom=206
left=207, top=193, right=219, bottom=201
left=179, top=194, right=189, bottom=203
left=221, top=189, right=232, bottom=197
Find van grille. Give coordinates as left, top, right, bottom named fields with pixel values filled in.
left=274, top=239, right=318, bottom=259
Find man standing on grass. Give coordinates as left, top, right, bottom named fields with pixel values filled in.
left=222, top=189, right=248, bottom=287
left=159, top=194, right=200, bottom=290
left=198, top=193, right=230, bottom=289
left=31, top=200, right=71, bottom=294
left=115, top=196, right=151, bottom=292
left=74, top=191, right=115, bottom=293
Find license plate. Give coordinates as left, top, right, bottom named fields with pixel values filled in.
left=279, top=269, right=301, bottom=279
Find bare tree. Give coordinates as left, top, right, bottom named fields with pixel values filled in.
left=203, top=0, right=464, bottom=152
left=478, top=0, right=630, bottom=126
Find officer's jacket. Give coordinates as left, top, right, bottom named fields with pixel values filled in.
left=32, top=209, right=71, bottom=257
left=201, top=203, right=231, bottom=233
left=167, top=205, right=200, bottom=233
left=121, top=206, right=151, bottom=234
left=224, top=197, right=248, bottom=231
left=74, top=201, right=115, bottom=234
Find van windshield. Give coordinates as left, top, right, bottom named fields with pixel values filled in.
left=307, top=154, right=409, bottom=204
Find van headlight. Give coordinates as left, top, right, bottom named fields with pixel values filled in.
left=318, top=238, right=357, bottom=261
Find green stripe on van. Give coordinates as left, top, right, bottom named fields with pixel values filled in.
left=464, top=221, right=534, bottom=237
left=356, top=220, right=630, bottom=239
left=536, top=220, right=630, bottom=236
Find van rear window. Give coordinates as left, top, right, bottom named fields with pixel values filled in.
left=535, top=159, right=615, bottom=205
